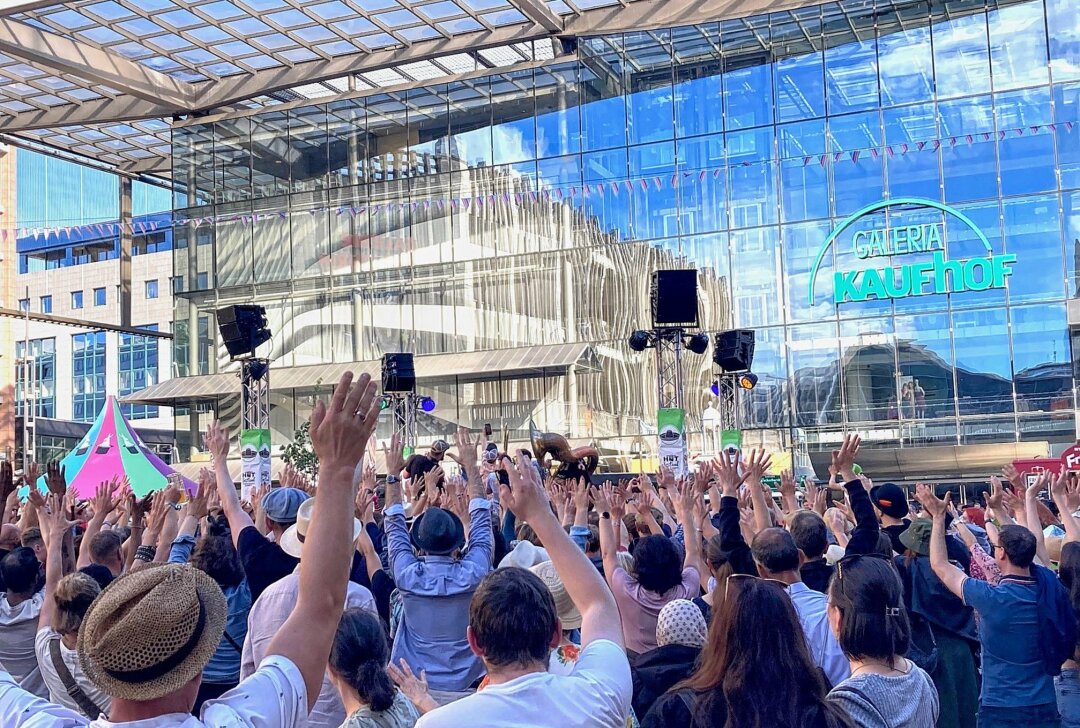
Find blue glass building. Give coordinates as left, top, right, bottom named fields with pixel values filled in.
left=159, top=0, right=1080, bottom=478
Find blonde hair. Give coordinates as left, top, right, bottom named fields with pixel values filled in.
left=54, top=573, right=100, bottom=636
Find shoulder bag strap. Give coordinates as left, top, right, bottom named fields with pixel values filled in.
left=222, top=628, right=244, bottom=652
left=830, top=683, right=888, bottom=726
left=48, top=637, right=106, bottom=720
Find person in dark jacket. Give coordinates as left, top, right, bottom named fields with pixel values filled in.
left=630, top=599, right=704, bottom=718
left=790, top=511, right=834, bottom=593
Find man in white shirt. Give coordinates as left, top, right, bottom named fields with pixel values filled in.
left=0, top=370, right=381, bottom=728
left=416, top=450, right=632, bottom=728
left=0, top=546, right=46, bottom=697
left=243, top=497, right=376, bottom=728
left=750, top=528, right=851, bottom=688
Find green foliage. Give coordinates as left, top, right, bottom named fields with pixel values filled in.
left=281, top=421, right=319, bottom=479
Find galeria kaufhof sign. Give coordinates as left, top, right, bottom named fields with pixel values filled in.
left=807, top=198, right=1017, bottom=306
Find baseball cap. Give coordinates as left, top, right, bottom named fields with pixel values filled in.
left=261, top=487, right=310, bottom=525
left=870, top=483, right=909, bottom=519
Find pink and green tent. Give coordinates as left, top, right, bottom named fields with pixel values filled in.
left=24, top=396, right=196, bottom=500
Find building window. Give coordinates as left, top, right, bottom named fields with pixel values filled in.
left=17, top=299, right=28, bottom=312
left=94, top=288, right=106, bottom=306
left=72, top=331, right=106, bottom=422
left=40, top=296, right=52, bottom=314
left=195, top=272, right=209, bottom=290
left=146, top=279, right=159, bottom=299
left=15, top=338, right=56, bottom=419
left=120, top=324, right=159, bottom=420
left=72, top=291, right=84, bottom=309
left=172, top=276, right=184, bottom=294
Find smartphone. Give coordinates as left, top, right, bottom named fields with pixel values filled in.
left=484, top=423, right=493, bottom=438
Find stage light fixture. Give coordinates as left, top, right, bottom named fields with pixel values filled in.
left=686, top=333, right=709, bottom=355
left=419, top=397, right=436, bottom=413
left=379, top=395, right=392, bottom=410
left=628, top=330, right=652, bottom=352
left=738, top=373, right=759, bottom=390
left=710, top=381, right=720, bottom=396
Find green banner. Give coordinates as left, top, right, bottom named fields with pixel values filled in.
left=240, top=428, right=270, bottom=500
left=658, top=408, right=687, bottom=476
left=721, top=429, right=742, bottom=454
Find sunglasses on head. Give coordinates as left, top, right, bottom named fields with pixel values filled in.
left=724, top=572, right=787, bottom=599
left=835, top=552, right=892, bottom=583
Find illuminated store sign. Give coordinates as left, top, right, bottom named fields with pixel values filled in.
left=807, top=198, right=1016, bottom=305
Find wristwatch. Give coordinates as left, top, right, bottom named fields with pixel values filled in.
left=386, top=475, right=400, bottom=485
left=601, top=511, right=611, bottom=520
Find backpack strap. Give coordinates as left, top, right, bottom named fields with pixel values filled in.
left=222, top=629, right=244, bottom=653
left=48, top=637, right=106, bottom=720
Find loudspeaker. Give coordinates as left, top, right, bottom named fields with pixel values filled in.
left=713, top=330, right=755, bottom=372
left=382, top=353, right=415, bottom=393
left=216, top=305, right=271, bottom=359
left=651, top=270, right=699, bottom=327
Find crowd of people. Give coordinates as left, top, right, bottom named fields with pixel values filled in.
left=0, top=370, right=1077, bottom=727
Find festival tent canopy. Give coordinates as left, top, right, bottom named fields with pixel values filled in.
left=25, top=396, right=195, bottom=500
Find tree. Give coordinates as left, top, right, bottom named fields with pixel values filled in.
left=281, top=421, right=319, bottom=480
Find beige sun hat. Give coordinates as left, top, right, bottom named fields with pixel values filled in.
left=530, top=559, right=582, bottom=630
left=279, top=496, right=363, bottom=559
left=77, top=563, right=227, bottom=702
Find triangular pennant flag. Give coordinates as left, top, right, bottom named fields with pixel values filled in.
left=639, top=178, right=649, bottom=191
left=949, top=137, right=958, bottom=146
left=916, top=141, right=927, bottom=152
left=803, top=156, right=812, bottom=166
left=931, top=140, right=941, bottom=151
left=624, top=180, right=633, bottom=193
left=570, top=186, right=578, bottom=197
left=819, top=154, right=828, bottom=167
left=698, top=170, right=707, bottom=183
left=1066, top=121, right=1074, bottom=132
left=556, top=188, right=564, bottom=199
left=833, top=151, right=844, bottom=162
left=583, top=184, right=590, bottom=197
left=1030, top=126, right=1040, bottom=135
left=870, top=148, right=879, bottom=160
left=998, top=130, right=1007, bottom=141
left=965, top=134, right=974, bottom=145
left=712, top=168, right=721, bottom=178
left=1015, top=127, right=1024, bottom=136
left=610, top=181, right=619, bottom=196
left=596, top=183, right=604, bottom=197
left=1048, top=123, right=1057, bottom=132
left=885, top=146, right=895, bottom=158
left=670, top=173, right=679, bottom=188
left=900, top=143, right=909, bottom=154
left=852, top=150, right=861, bottom=163
left=653, top=176, right=662, bottom=190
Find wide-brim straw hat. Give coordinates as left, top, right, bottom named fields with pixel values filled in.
left=77, top=563, right=227, bottom=702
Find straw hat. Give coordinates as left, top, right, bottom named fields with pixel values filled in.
left=279, top=497, right=362, bottom=559
left=530, top=560, right=581, bottom=630
left=77, top=564, right=227, bottom=702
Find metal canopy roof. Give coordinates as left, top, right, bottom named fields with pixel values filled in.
left=0, top=0, right=819, bottom=177
left=122, top=342, right=600, bottom=405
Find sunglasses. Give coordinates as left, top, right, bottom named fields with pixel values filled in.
left=724, top=572, right=787, bottom=600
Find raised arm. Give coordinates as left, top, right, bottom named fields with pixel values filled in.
left=78, top=479, right=119, bottom=569
left=502, top=450, right=623, bottom=649
left=593, top=484, right=620, bottom=584
left=1051, top=469, right=1080, bottom=544
left=711, top=452, right=754, bottom=575
left=673, top=478, right=701, bottom=573
left=743, top=449, right=774, bottom=534
left=1024, top=473, right=1051, bottom=568
left=267, top=371, right=379, bottom=711
left=915, top=485, right=966, bottom=599
left=456, top=428, right=493, bottom=568
left=204, top=421, right=255, bottom=547
left=38, top=493, right=75, bottom=631
left=381, top=433, right=420, bottom=580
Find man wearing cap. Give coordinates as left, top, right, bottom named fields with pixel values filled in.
left=242, top=497, right=377, bottom=728
left=871, top=482, right=913, bottom=555
left=0, top=370, right=382, bottom=728
left=384, top=428, right=493, bottom=702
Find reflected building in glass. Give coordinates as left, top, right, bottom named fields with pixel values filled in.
left=147, top=0, right=1080, bottom=480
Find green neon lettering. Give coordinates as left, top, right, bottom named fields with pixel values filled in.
left=963, top=257, right=993, bottom=291
left=883, top=264, right=912, bottom=298
left=834, top=270, right=862, bottom=303
left=993, top=254, right=1017, bottom=287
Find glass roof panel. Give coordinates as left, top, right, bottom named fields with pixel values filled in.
left=333, top=17, right=378, bottom=35
left=266, top=9, right=311, bottom=27
left=158, top=9, right=205, bottom=29
left=399, top=25, right=442, bottom=41
left=309, top=1, right=354, bottom=20
left=84, top=2, right=136, bottom=21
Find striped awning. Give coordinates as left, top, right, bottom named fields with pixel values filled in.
left=123, top=342, right=598, bottom=406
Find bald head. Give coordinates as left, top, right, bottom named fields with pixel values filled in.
left=0, top=524, right=20, bottom=552
left=751, top=527, right=801, bottom=575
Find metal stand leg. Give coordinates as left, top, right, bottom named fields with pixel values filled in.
left=240, top=358, right=270, bottom=432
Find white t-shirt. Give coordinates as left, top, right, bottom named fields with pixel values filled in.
left=0, top=655, right=307, bottom=728
left=0, top=591, right=46, bottom=698
left=34, top=628, right=112, bottom=717
left=416, top=640, right=631, bottom=728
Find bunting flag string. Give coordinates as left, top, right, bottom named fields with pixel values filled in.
left=5, top=120, right=1077, bottom=244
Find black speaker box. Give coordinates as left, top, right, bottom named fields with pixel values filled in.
left=382, top=353, right=416, bottom=393
left=714, top=330, right=755, bottom=372
left=651, top=270, right=698, bottom=326
left=216, top=305, right=270, bottom=358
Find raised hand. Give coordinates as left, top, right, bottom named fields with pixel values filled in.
left=204, top=421, right=231, bottom=461
left=45, top=461, right=67, bottom=497
left=657, top=465, right=676, bottom=492
left=383, top=432, right=405, bottom=478
left=309, top=371, right=379, bottom=476
left=985, top=475, right=1005, bottom=512
left=0, top=461, right=13, bottom=507
left=635, top=488, right=655, bottom=516
left=573, top=477, right=590, bottom=516
left=422, top=466, right=444, bottom=499
left=1001, top=463, right=1024, bottom=492
left=831, top=433, right=861, bottom=482
left=91, top=478, right=120, bottom=521
left=743, top=449, right=773, bottom=483
left=387, top=659, right=438, bottom=715
left=187, top=476, right=212, bottom=520
left=499, top=449, right=551, bottom=525
left=915, top=483, right=949, bottom=519
left=39, top=493, right=76, bottom=545
left=712, top=450, right=749, bottom=497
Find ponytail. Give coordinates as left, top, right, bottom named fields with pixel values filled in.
left=347, top=660, right=395, bottom=712
left=329, top=609, right=397, bottom=712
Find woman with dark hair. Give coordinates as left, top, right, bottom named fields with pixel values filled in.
left=597, top=484, right=701, bottom=654
left=168, top=483, right=251, bottom=713
left=692, top=535, right=731, bottom=622
left=1056, top=541, right=1080, bottom=727
left=329, top=608, right=421, bottom=728
left=826, top=555, right=939, bottom=727
left=643, top=576, right=854, bottom=728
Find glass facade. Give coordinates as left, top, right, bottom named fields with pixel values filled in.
left=72, top=332, right=106, bottom=423
left=171, top=0, right=1080, bottom=464
left=15, top=339, right=56, bottom=419
left=120, top=326, right=160, bottom=421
